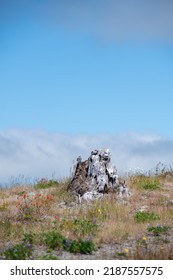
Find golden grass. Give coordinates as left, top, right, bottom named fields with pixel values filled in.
left=0, top=173, right=173, bottom=259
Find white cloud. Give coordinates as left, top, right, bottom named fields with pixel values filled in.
left=0, top=128, right=173, bottom=185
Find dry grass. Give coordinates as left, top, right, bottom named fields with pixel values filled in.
left=0, top=170, right=173, bottom=259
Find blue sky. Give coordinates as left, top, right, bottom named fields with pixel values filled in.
left=0, top=0, right=173, bottom=183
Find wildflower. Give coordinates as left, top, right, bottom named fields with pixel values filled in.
left=54, top=215, right=59, bottom=220
left=124, top=248, right=129, bottom=253
left=25, top=243, right=31, bottom=249
left=65, top=239, right=70, bottom=248
left=23, top=193, right=27, bottom=199
left=142, top=236, right=147, bottom=241
left=93, top=218, right=97, bottom=225
left=98, top=208, right=101, bottom=213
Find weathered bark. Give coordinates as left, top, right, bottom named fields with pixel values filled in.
left=67, top=148, right=130, bottom=201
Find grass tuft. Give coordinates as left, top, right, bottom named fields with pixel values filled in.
left=134, top=211, right=160, bottom=223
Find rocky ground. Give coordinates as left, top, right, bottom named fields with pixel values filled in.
left=0, top=171, right=173, bottom=260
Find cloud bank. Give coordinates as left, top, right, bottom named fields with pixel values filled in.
left=0, top=128, right=173, bottom=185
left=45, top=0, right=173, bottom=42
left=1, top=0, right=173, bottom=42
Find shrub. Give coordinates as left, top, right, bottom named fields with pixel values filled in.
left=147, top=225, right=169, bottom=236
left=64, top=239, right=96, bottom=254
left=72, top=219, right=98, bottom=238
left=134, top=211, right=160, bottom=223
left=3, top=243, right=32, bottom=260
left=40, top=230, right=96, bottom=254
left=41, top=230, right=65, bottom=249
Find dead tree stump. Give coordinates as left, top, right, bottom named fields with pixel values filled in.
left=67, top=148, right=130, bottom=202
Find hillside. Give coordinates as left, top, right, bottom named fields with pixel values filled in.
left=0, top=169, right=173, bottom=260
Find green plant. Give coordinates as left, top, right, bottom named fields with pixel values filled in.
left=72, top=219, right=98, bottom=238
left=64, top=239, right=96, bottom=254
left=35, top=178, right=59, bottom=189
left=134, top=211, right=160, bottom=223
left=22, top=232, right=35, bottom=244
left=116, top=252, right=127, bottom=258
left=41, top=230, right=65, bottom=249
left=141, top=177, right=160, bottom=190
left=147, top=225, right=169, bottom=236
left=3, top=243, right=33, bottom=260
left=40, top=230, right=96, bottom=254
left=136, top=176, right=160, bottom=190
left=17, top=191, right=26, bottom=196
left=136, top=236, right=148, bottom=248
left=130, top=174, right=161, bottom=190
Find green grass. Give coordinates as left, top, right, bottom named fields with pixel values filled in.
left=34, top=178, right=59, bottom=189
left=134, top=211, right=160, bottom=223
left=130, top=175, right=160, bottom=190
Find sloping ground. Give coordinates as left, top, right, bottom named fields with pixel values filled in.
left=0, top=174, right=173, bottom=260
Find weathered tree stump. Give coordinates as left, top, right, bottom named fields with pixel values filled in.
left=67, top=148, right=130, bottom=202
